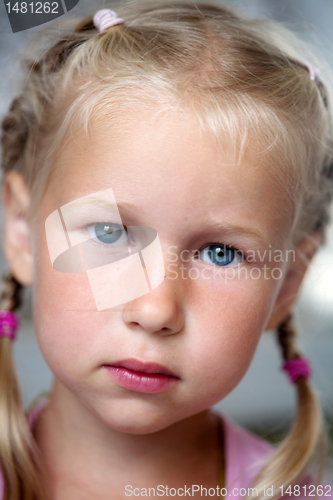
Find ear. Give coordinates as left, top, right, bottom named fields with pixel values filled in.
left=1, top=171, right=32, bottom=286
left=265, top=233, right=321, bottom=331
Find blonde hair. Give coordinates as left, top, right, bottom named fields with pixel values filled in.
left=1, top=1, right=333, bottom=498
left=0, top=273, right=43, bottom=500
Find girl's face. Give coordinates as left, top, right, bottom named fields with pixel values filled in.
left=18, top=107, right=301, bottom=433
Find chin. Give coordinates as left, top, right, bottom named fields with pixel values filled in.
left=107, top=411, right=176, bottom=435
left=97, top=399, right=186, bottom=435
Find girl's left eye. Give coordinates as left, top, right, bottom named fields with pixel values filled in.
left=198, top=244, right=244, bottom=267
left=86, top=223, right=129, bottom=246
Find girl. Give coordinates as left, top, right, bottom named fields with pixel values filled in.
left=0, top=1, right=333, bottom=499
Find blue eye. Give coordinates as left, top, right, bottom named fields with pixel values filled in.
left=87, top=223, right=128, bottom=246
left=198, top=244, right=244, bottom=267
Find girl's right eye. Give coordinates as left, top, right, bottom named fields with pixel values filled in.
left=86, top=223, right=129, bottom=246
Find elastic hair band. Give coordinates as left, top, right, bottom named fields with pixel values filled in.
left=0, top=310, right=19, bottom=340
left=282, top=357, right=312, bottom=384
left=302, top=62, right=321, bottom=83
left=93, top=9, right=124, bottom=33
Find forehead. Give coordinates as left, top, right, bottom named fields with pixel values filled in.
left=48, top=106, right=293, bottom=246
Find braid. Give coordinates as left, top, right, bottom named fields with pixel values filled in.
left=312, top=73, right=333, bottom=238
left=277, top=314, right=326, bottom=482
left=313, top=151, right=333, bottom=238
left=0, top=272, right=44, bottom=499
left=0, top=270, right=23, bottom=312
left=251, top=314, right=326, bottom=499
left=0, top=17, right=97, bottom=195
left=1, top=96, right=32, bottom=175
left=277, top=313, right=300, bottom=361
left=309, top=77, right=333, bottom=241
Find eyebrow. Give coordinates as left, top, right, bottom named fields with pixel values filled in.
left=63, top=197, right=268, bottom=246
left=63, top=197, right=143, bottom=214
left=204, top=220, right=269, bottom=247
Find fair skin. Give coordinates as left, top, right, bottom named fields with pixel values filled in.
left=2, top=105, right=319, bottom=499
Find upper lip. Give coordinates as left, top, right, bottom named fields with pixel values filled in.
left=106, top=358, right=179, bottom=378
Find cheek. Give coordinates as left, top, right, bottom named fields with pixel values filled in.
left=184, top=273, right=278, bottom=402
left=31, top=222, right=103, bottom=377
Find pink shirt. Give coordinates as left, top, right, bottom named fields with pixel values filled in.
left=0, top=400, right=331, bottom=498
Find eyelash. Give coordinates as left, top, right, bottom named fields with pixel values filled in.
left=198, top=241, right=244, bottom=254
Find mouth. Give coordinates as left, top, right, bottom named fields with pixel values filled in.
left=103, top=358, right=180, bottom=394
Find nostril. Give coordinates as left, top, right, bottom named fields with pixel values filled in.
left=129, top=322, right=140, bottom=328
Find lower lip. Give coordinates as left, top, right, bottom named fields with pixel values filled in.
left=104, top=366, right=179, bottom=394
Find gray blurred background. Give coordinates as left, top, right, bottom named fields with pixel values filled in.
left=0, top=0, right=333, bottom=483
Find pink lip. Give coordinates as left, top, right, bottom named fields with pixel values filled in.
left=104, top=358, right=180, bottom=394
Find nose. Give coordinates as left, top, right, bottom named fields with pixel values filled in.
left=122, top=277, right=184, bottom=335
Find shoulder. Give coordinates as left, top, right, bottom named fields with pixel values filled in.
left=218, top=413, right=333, bottom=500
left=220, top=413, right=274, bottom=493
left=222, top=413, right=274, bottom=462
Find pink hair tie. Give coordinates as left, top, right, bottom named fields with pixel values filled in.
left=302, top=62, right=321, bottom=83
left=93, top=9, right=124, bottom=33
left=282, top=357, right=312, bottom=384
left=0, top=310, right=19, bottom=340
